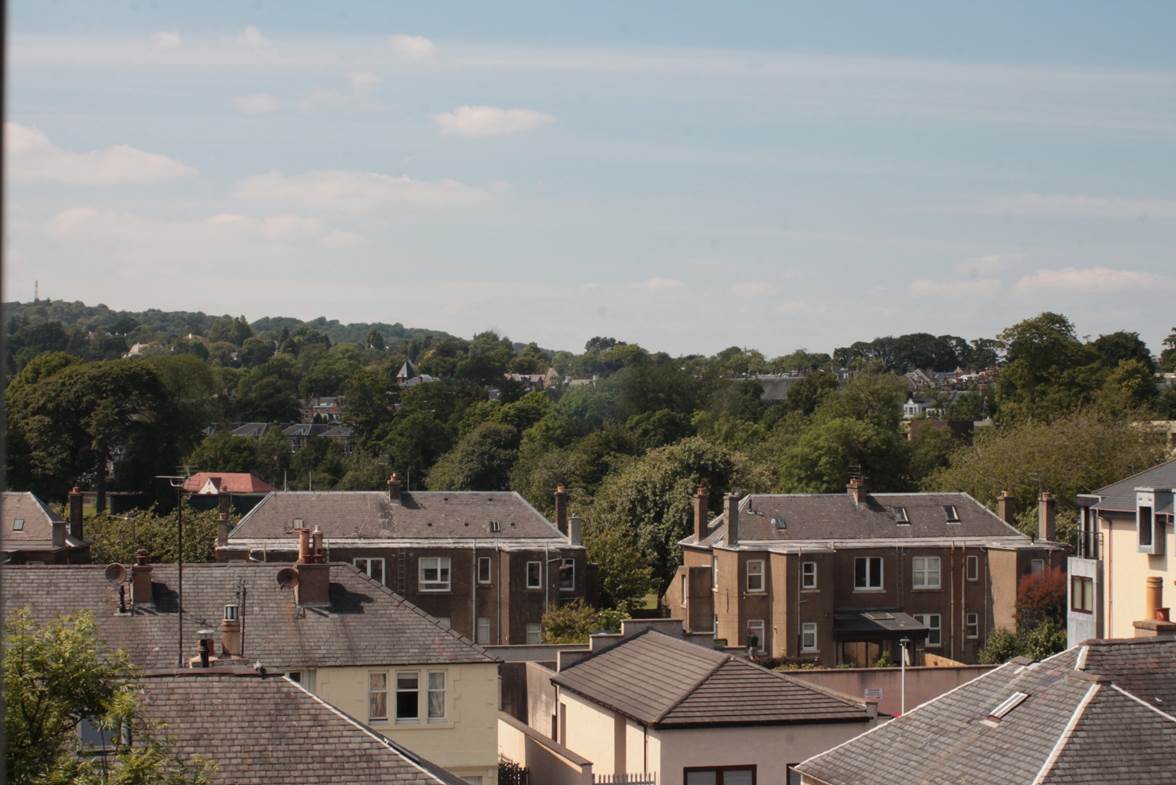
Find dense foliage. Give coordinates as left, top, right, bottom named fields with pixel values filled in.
left=87, top=508, right=227, bottom=565
left=540, top=600, right=626, bottom=643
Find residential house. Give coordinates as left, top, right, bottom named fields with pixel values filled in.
left=548, top=623, right=878, bottom=785
left=664, top=481, right=1064, bottom=666
left=231, top=422, right=280, bottom=439
left=1068, top=458, right=1176, bottom=644
left=796, top=610, right=1176, bottom=785
left=283, top=422, right=333, bottom=450
left=322, top=424, right=356, bottom=454
left=217, top=477, right=593, bottom=645
left=397, top=359, right=439, bottom=388
left=1, top=489, right=90, bottom=564
left=301, top=395, right=346, bottom=424
left=2, top=557, right=500, bottom=784
left=136, top=668, right=470, bottom=785
left=183, top=471, right=275, bottom=496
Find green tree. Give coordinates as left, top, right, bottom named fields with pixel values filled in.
left=541, top=600, right=626, bottom=642
left=996, top=312, right=1101, bottom=421
left=1160, top=326, right=1176, bottom=371
left=88, top=508, right=224, bottom=564
left=385, top=411, right=452, bottom=490
left=1093, top=358, right=1158, bottom=416
left=426, top=422, right=520, bottom=490
left=184, top=432, right=260, bottom=474
left=207, top=315, right=253, bottom=346
left=4, top=610, right=214, bottom=785
left=978, top=627, right=1023, bottom=664
left=1091, top=330, right=1155, bottom=372
left=775, top=417, right=909, bottom=492
left=584, top=520, right=656, bottom=609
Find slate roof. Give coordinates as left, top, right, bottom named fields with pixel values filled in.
left=1081, top=458, right=1176, bottom=513
left=1, top=491, right=87, bottom=551
left=231, top=422, right=277, bottom=438
left=137, top=670, right=467, bottom=785
left=552, top=630, right=871, bottom=729
left=689, top=492, right=1041, bottom=549
left=228, top=491, right=570, bottom=544
left=797, top=637, right=1176, bottom=785
left=1, top=562, right=493, bottom=671
left=183, top=472, right=275, bottom=495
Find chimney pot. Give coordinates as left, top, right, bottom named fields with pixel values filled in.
left=554, top=485, right=570, bottom=536
left=694, top=486, right=709, bottom=542
left=68, top=486, right=84, bottom=541
left=221, top=604, right=242, bottom=657
left=1146, top=576, right=1163, bottom=619
left=725, top=493, right=740, bottom=547
left=1038, top=490, right=1056, bottom=542
left=387, top=473, right=402, bottom=503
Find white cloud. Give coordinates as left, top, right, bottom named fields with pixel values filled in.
left=910, top=278, right=1001, bottom=297
left=967, top=193, right=1176, bottom=220
left=233, top=169, right=497, bottom=211
left=434, top=106, right=556, bottom=137
left=234, top=93, right=279, bottom=115
left=630, top=277, right=685, bottom=290
left=300, top=72, right=380, bottom=112
left=150, top=31, right=181, bottom=51
left=321, top=230, right=362, bottom=247
left=347, top=71, right=379, bottom=91
left=6, top=123, right=195, bottom=185
left=1014, top=266, right=1172, bottom=294
left=233, top=25, right=271, bottom=48
left=389, top=34, right=436, bottom=60
left=731, top=281, right=776, bottom=298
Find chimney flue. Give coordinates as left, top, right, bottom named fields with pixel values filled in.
left=694, top=486, right=709, bottom=542
left=131, top=549, right=153, bottom=607
left=294, top=528, right=330, bottom=606
left=1135, top=576, right=1176, bottom=638
left=725, top=493, right=740, bottom=547
left=997, top=490, right=1015, bottom=525
left=68, top=486, right=84, bottom=541
left=554, top=485, right=570, bottom=536
left=1038, top=490, right=1056, bottom=542
left=848, top=476, right=866, bottom=506
left=387, top=473, right=402, bottom=503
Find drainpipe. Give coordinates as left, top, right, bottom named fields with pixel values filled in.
left=471, top=540, right=478, bottom=642
left=949, top=541, right=956, bottom=660
left=544, top=542, right=550, bottom=619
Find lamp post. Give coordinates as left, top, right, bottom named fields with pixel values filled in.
left=899, top=636, right=911, bottom=715
left=156, top=474, right=187, bottom=667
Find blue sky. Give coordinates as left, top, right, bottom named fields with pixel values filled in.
left=8, top=2, right=1176, bottom=355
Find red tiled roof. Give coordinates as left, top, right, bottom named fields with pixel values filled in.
left=183, top=472, right=275, bottom=495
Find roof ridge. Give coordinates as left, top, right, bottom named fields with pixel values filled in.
left=1029, top=682, right=1100, bottom=785
left=1091, top=457, right=1176, bottom=497
left=1108, top=683, right=1176, bottom=724
left=653, top=653, right=732, bottom=724
left=766, top=664, right=867, bottom=709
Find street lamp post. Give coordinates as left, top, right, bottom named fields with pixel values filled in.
left=899, top=636, right=911, bottom=715
left=156, top=475, right=188, bottom=667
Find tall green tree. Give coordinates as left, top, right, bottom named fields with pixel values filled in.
left=426, top=421, right=520, bottom=490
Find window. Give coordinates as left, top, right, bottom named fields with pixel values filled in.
left=854, top=557, right=883, bottom=591
left=801, top=561, right=818, bottom=590
left=913, top=613, right=942, bottom=647
left=746, top=619, right=765, bottom=653
left=477, top=556, right=492, bottom=584
left=965, top=612, right=979, bottom=639
left=396, top=672, right=420, bottom=722
left=746, top=560, right=765, bottom=592
left=967, top=554, right=979, bottom=582
left=418, top=557, right=451, bottom=592
left=685, top=766, right=756, bottom=785
left=912, top=556, right=941, bottom=589
left=1139, top=504, right=1154, bottom=548
left=1071, top=576, right=1094, bottom=613
left=894, top=506, right=909, bottom=523
left=476, top=617, right=491, bottom=644
left=427, top=671, right=446, bottom=722
left=526, top=561, right=542, bottom=589
left=78, top=717, right=122, bottom=754
left=368, top=672, right=388, bottom=721
left=12, top=518, right=24, bottom=531
left=559, top=558, right=575, bottom=592
left=1137, top=492, right=1165, bottom=555
left=801, top=622, right=818, bottom=653
left=680, top=573, right=687, bottom=606
left=943, top=505, right=960, bottom=523
left=1030, top=558, right=1045, bottom=574
left=525, top=623, right=542, bottom=644
left=354, top=557, right=385, bottom=585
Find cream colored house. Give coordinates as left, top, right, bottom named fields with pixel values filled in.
left=1069, top=458, right=1176, bottom=643
left=548, top=625, right=878, bottom=785
left=1, top=560, right=500, bottom=785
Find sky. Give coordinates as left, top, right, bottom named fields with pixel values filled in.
left=8, top=1, right=1176, bottom=356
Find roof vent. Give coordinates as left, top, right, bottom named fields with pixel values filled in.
left=489, top=520, right=501, bottom=533
left=988, top=691, right=1028, bottom=721
left=894, top=506, right=909, bottom=524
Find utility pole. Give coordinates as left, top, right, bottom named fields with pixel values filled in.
left=157, top=474, right=188, bottom=667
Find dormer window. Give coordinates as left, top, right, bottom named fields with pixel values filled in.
left=943, top=505, right=960, bottom=523
left=1136, top=489, right=1165, bottom=555
left=894, top=507, right=909, bottom=524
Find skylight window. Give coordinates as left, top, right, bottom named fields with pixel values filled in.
left=943, top=505, right=960, bottom=523
left=894, top=507, right=909, bottom=523
left=988, top=692, right=1028, bottom=720
left=772, top=517, right=785, bottom=529
left=12, top=518, right=24, bottom=531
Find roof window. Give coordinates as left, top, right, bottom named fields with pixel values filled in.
left=489, top=520, right=501, bottom=533
left=12, top=518, right=24, bottom=531
left=894, top=507, right=909, bottom=524
left=943, top=505, right=960, bottom=523
left=772, top=517, right=785, bottom=529
left=988, top=691, right=1028, bottom=720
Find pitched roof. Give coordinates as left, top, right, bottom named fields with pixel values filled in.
left=1, top=563, right=493, bottom=671
left=1083, top=458, right=1176, bottom=513
left=1, top=491, right=86, bottom=550
left=228, top=491, right=570, bottom=544
left=183, top=472, right=275, bottom=495
left=552, top=631, right=870, bottom=728
left=797, top=638, right=1176, bottom=785
left=690, top=492, right=1038, bottom=550
left=137, top=670, right=467, bottom=785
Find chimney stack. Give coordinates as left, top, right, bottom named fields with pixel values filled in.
left=221, top=604, right=242, bottom=657
left=997, top=490, right=1015, bottom=525
left=554, top=485, right=570, bottom=536
left=294, top=526, right=330, bottom=607
left=68, top=486, right=84, bottom=541
left=725, top=493, right=740, bottom=547
left=1134, top=576, right=1176, bottom=638
left=131, top=549, right=154, bottom=607
left=1038, top=490, right=1056, bottom=542
left=51, top=516, right=66, bottom=548
left=568, top=515, right=583, bottom=546
left=387, top=473, right=403, bottom=503
left=848, top=476, right=867, bottom=506
left=694, top=486, right=709, bottom=542
left=216, top=493, right=232, bottom=547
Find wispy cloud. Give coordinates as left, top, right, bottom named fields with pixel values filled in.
left=150, top=31, right=181, bottom=51
left=233, top=169, right=499, bottom=211
left=434, top=106, right=556, bottom=136
left=388, top=34, right=436, bottom=60
left=731, top=281, right=776, bottom=298
left=629, top=277, right=685, bottom=290
left=234, top=93, right=280, bottom=115
left=232, top=25, right=271, bottom=48
left=6, top=123, right=195, bottom=185
left=300, top=72, right=379, bottom=112
left=952, top=253, right=1023, bottom=277
left=965, top=193, right=1176, bottom=220
left=911, top=278, right=1002, bottom=297
left=1014, top=266, right=1173, bottom=294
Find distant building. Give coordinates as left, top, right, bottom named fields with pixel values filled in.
left=230, top=422, right=280, bottom=439
left=396, top=359, right=439, bottom=388
left=1, top=490, right=90, bottom=564
left=182, top=472, right=275, bottom=496
left=301, top=395, right=345, bottom=424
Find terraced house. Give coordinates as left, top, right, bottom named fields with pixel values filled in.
left=665, top=480, right=1064, bottom=665
left=218, top=476, right=592, bottom=644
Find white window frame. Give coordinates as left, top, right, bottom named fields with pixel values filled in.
left=476, top=617, right=491, bottom=644
left=912, top=556, right=942, bottom=590
left=967, top=554, right=979, bottom=582
left=801, top=622, right=818, bottom=653
left=801, top=561, right=818, bottom=590
left=854, top=557, right=884, bottom=591
left=477, top=556, right=492, bottom=584
left=418, top=557, right=451, bottom=592
left=944, top=505, right=960, bottom=523
left=746, top=560, right=765, bottom=593
left=559, top=558, right=575, bottom=592
left=395, top=671, right=420, bottom=723
left=354, top=557, right=385, bottom=585
left=525, top=623, right=542, bottom=644
left=746, top=619, right=766, bottom=653
left=913, top=613, right=942, bottom=648
left=427, top=671, right=447, bottom=723
left=526, top=561, right=543, bottom=590
left=965, top=612, right=979, bottom=639
left=368, top=671, right=388, bottom=722
left=12, top=518, right=24, bottom=531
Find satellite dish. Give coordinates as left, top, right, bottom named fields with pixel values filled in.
left=104, top=563, right=127, bottom=584
left=276, top=567, right=299, bottom=591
